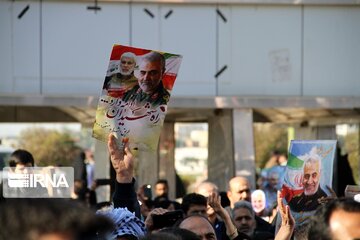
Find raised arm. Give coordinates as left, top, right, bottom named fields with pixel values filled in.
left=208, top=192, right=251, bottom=240
left=108, top=134, right=140, bottom=217
left=275, top=191, right=295, bottom=240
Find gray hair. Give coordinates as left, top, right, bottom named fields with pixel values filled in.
left=304, top=153, right=321, bottom=172
left=120, top=52, right=136, bottom=61
left=195, top=181, right=219, bottom=194
left=302, top=147, right=322, bottom=169
left=141, top=51, right=166, bottom=72
left=232, top=200, right=255, bottom=219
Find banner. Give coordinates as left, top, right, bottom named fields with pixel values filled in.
left=93, top=45, right=182, bottom=153
left=278, top=140, right=337, bottom=239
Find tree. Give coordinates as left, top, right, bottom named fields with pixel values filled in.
left=254, top=123, right=288, bottom=169
left=344, top=131, right=359, bottom=184
left=17, top=127, right=80, bottom=166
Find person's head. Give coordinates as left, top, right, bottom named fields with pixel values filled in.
left=278, top=154, right=288, bottom=166
left=0, top=198, right=113, bottom=240
left=195, top=181, right=218, bottom=217
left=141, top=232, right=180, bottom=240
left=138, top=184, right=153, bottom=202
left=303, top=155, right=321, bottom=196
left=251, top=189, right=266, bottom=214
left=227, top=176, right=252, bottom=208
left=144, top=228, right=201, bottom=240
left=140, top=199, right=154, bottom=219
left=181, top=193, right=207, bottom=217
left=96, top=206, right=146, bottom=240
left=308, top=198, right=360, bottom=240
left=9, top=149, right=35, bottom=174
left=267, top=171, right=279, bottom=189
left=119, top=52, right=136, bottom=76
left=85, top=149, right=94, bottom=161
left=232, top=200, right=256, bottom=237
left=155, top=179, right=169, bottom=198
left=135, top=52, right=165, bottom=95
left=178, top=215, right=216, bottom=240
left=158, top=227, right=202, bottom=240
left=195, top=181, right=218, bottom=198
left=153, top=196, right=176, bottom=211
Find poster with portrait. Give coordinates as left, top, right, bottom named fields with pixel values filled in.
left=92, top=45, right=182, bottom=153
left=277, top=140, right=337, bottom=239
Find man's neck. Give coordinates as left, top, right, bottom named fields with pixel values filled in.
left=207, top=213, right=216, bottom=224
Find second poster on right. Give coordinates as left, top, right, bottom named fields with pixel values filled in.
left=279, top=140, right=337, bottom=239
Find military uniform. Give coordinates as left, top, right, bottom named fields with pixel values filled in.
left=288, top=186, right=327, bottom=212
left=103, top=73, right=138, bottom=98
left=122, top=82, right=170, bottom=107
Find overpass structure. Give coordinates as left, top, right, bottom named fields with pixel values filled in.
left=1, top=0, right=360, bottom=197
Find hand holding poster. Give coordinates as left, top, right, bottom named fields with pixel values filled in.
left=278, top=140, right=337, bottom=239
left=93, top=45, right=182, bottom=153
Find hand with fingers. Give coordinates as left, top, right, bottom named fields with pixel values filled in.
left=318, top=185, right=337, bottom=205
left=208, top=192, right=239, bottom=240
left=208, top=192, right=226, bottom=218
left=144, top=207, right=169, bottom=232
left=108, top=134, right=134, bottom=183
left=275, top=191, right=295, bottom=240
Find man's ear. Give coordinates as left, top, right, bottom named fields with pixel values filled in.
left=227, top=190, right=232, bottom=200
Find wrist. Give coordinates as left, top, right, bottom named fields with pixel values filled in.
left=227, top=228, right=238, bottom=240
left=116, top=174, right=132, bottom=183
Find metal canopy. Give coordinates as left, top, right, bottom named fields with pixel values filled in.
left=0, top=95, right=360, bottom=126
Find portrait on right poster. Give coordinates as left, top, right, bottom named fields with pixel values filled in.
left=280, top=140, right=337, bottom=239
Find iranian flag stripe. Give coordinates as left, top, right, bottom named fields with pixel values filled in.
left=287, top=153, right=304, bottom=169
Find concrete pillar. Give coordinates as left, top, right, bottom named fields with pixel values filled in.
left=293, top=126, right=316, bottom=140
left=233, top=109, right=256, bottom=189
left=315, top=126, right=336, bottom=140
left=294, top=125, right=336, bottom=140
left=158, top=122, right=176, bottom=200
left=93, top=139, right=110, bottom=203
left=208, top=109, right=234, bottom=191
left=136, top=150, right=158, bottom=192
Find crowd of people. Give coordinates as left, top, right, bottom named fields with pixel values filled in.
left=1, top=134, right=359, bottom=240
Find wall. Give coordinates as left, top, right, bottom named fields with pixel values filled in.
left=1, top=1, right=359, bottom=98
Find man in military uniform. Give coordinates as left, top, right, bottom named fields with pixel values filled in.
left=122, top=51, right=170, bottom=107
left=288, top=155, right=327, bottom=212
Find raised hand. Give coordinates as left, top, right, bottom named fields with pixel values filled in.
left=208, top=192, right=239, bottom=240
left=275, top=191, right=295, bottom=240
left=207, top=192, right=223, bottom=215
left=107, top=134, right=134, bottom=183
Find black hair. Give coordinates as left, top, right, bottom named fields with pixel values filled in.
left=153, top=196, right=172, bottom=209
left=9, top=149, right=34, bottom=167
left=0, top=198, right=114, bottom=240
left=155, top=179, right=169, bottom=187
left=181, top=193, right=207, bottom=215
